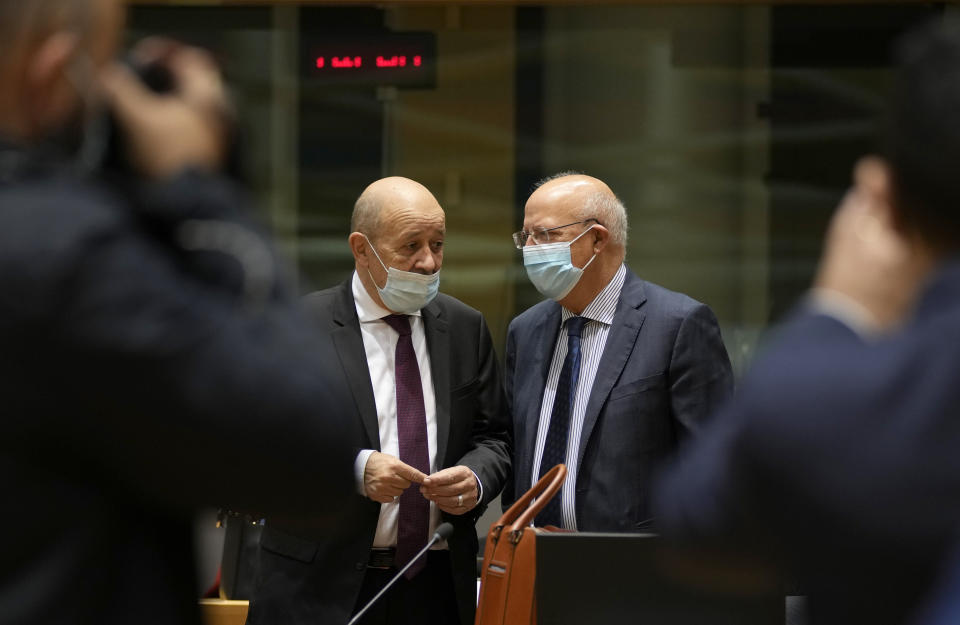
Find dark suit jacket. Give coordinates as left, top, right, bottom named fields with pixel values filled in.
left=0, top=155, right=356, bottom=625
left=248, top=279, right=512, bottom=625
left=503, top=266, right=733, bottom=531
left=654, top=261, right=960, bottom=625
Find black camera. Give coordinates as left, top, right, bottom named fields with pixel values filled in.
left=95, top=58, right=173, bottom=175
left=94, top=57, right=243, bottom=182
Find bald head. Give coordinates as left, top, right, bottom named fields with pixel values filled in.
left=0, top=0, right=124, bottom=141
left=0, top=0, right=100, bottom=69
left=0, top=1, right=77, bottom=45
left=351, top=176, right=444, bottom=242
left=529, top=174, right=629, bottom=249
left=348, top=177, right=445, bottom=310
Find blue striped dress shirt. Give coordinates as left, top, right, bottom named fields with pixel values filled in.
left=530, top=263, right=627, bottom=529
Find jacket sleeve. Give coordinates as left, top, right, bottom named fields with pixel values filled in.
left=667, top=303, right=735, bottom=438
left=499, top=320, right=519, bottom=511
left=654, top=309, right=960, bottom=572
left=455, top=312, right=512, bottom=517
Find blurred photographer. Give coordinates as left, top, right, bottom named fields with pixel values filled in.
left=0, top=1, right=357, bottom=624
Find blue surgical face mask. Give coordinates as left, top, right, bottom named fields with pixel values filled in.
left=522, top=224, right=597, bottom=301
left=364, top=235, right=440, bottom=314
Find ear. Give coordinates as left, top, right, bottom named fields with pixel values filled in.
left=348, top=232, right=370, bottom=268
left=590, top=223, right=611, bottom=254
left=22, top=32, right=81, bottom=133
left=853, top=156, right=900, bottom=232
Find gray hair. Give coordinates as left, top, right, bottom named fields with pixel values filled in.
left=535, top=171, right=629, bottom=248
left=350, top=192, right=381, bottom=240
left=534, top=170, right=585, bottom=189
left=581, top=189, right=628, bottom=248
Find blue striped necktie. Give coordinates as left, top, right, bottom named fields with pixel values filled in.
left=536, top=315, right=588, bottom=527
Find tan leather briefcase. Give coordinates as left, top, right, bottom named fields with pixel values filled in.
left=475, top=464, right=567, bottom=625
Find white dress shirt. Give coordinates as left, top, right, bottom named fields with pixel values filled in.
left=530, top=264, right=627, bottom=530
left=350, top=271, right=443, bottom=548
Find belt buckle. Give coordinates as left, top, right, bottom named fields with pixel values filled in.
left=368, top=548, right=395, bottom=570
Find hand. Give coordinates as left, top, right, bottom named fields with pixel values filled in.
left=420, top=466, right=479, bottom=515
left=814, top=157, right=931, bottom=331
left=99, top=38, right=232, bottom=179
left=363, top=452, right=427, bottom=504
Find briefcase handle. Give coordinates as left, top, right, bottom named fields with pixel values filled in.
left=489, top=464, right=567, bottom=543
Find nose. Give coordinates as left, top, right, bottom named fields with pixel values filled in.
left=415, top=247, right=438, bottom=273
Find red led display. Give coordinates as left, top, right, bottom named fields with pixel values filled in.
left=303, top=33, right=435, bottom=87
left=314, top=55, right=423, bottom=70
left=316, top=56, right=364, bottom=69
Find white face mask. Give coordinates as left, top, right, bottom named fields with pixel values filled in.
left=522, top=225, right=597, bottom=301
left=363, top=234, right=440, bottom=314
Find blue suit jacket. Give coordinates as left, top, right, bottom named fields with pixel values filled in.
left=503, top=266, right=733, bottom=531
left=654, top=261, right=960, bottom=625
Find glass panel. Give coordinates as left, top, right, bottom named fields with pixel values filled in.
left=125, top=2, right=942, bottom=369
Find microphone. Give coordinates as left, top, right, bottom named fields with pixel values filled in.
left=347, top=523, right=455, bottom=625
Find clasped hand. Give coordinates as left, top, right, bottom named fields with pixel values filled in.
left=363, top=451, right=479, bottom=515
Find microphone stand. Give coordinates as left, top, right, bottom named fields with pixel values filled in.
left=347, top=522, right=455, bottom=625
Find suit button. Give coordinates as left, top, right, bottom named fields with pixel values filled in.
left=355, top=562, right=365, bottom=571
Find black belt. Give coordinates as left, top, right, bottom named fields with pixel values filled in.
left=367, top=548, right=449, bottom=570
left=368, top=548, right=396, bottom=570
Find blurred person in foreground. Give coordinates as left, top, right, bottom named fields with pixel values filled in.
left=248, top=177, right=511, bottom=625
left=654, top=18, right=960, bottom=625
left=0, top=1, right=357, bottom=624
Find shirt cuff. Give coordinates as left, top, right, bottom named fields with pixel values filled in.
left=472, top=470, right=484, bottom=506
left=807, top=288, right=879, bottom=339
left=355, top=449, right=376, bottom=496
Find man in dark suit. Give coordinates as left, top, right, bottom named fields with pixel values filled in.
left=503, top=173, right=733, bottom=531
left=0, top=2, right=356, bottom=624
left=654, top=19, right=960, bottom=625
left=248, top=177, right=511, bottom=625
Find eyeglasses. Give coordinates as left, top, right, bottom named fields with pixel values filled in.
left=512, top=219, right=597, bottom=250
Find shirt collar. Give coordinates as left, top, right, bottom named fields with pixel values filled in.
left=352, top=270, right=423, bottom=323
left=561, top=264, right=627, bottom=326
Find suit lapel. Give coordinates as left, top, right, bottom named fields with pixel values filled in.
left=423, top=300, right=451, bottom=468
left=576, top=271, right=647, bottom=471
left=519, top=303, right=562, bottom=491
left=329, top=281, right=381, bottom=449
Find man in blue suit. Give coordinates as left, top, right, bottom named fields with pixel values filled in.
left=503, top=173, right=733, bottom=530
left=655, top=19, right=960, bottom=625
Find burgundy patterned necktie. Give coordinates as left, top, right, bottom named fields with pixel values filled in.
left=382, top=314, right=431, bottom=578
